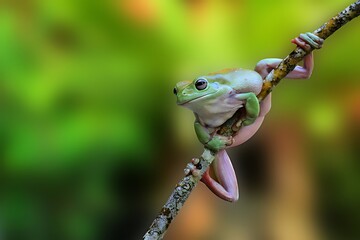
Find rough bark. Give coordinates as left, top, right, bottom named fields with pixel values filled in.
left=143, top=1, right=360, bottom=239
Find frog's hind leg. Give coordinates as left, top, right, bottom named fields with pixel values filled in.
left=201, top=150, right=239, bottom=202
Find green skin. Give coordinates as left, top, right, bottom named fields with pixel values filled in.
left=174, top=32, right=323, bottom=202
left=175, top=68, right=264, bottom=151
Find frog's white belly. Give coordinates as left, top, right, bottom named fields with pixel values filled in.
left=193, top=95, right=243, bottom=127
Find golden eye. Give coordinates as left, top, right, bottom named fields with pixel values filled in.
left=195, top=78, right=208, bottom=90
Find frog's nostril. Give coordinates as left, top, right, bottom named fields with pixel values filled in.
left=173, top=87, right=178, bottom=95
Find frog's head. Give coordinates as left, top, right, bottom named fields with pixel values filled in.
left=174, top=76, right=225, bottom=106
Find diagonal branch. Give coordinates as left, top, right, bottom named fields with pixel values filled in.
left=257, top=0, right=360, bottom=102
left=143, top=1, right=360, bottom=239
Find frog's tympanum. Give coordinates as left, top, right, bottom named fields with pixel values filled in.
left=174, top=33, right=323, bottom=202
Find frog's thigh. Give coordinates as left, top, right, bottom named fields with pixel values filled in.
left=202, top=150, right=239, bottom=202
left=259, top=94, right=272, bottom=117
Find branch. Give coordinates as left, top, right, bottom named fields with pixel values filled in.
left=143, top=1, right=360, bottom=239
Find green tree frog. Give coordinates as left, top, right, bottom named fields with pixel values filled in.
left=173, top=33, right=323, bottom=202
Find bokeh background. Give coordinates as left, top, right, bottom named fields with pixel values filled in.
left=1, top=0, right=360, bottom=239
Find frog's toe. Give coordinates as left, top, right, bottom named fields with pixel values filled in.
left=205, top=135, right=232, bottom=151
left=192, top=157, right=200, bottom=165
left=299, top=32, right=323, bottom=49
left=225, top=136, right=234, bottom=146
left=242, top=117, right=257, bottom=126
left=184, top=162, right=201, bottom=177
left=291, top=37, right=311, bottom=51
left=237, top=115, right=257, bottom=127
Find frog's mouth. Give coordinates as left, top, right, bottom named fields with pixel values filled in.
left=177, top=93, right=213, bottom=105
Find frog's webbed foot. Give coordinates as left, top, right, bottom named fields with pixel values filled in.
left=184, top=158, right=201, bottom=177
left=291, top=32, right=324, bottom=51
left=194, top=120, right=233, bottom=152
left=236, top=116, right=257, bottom=128
left=205, top=134, right=233, bottom=152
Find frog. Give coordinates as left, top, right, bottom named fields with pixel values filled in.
left=173, top=32, right=323, bottom=202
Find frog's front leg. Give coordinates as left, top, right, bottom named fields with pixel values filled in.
left=234, top=92, right=260, bottom=127
left=194, top=121, right=233, bottom=152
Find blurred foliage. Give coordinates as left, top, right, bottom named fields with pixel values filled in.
left=1, top=0, right=360, bottom=239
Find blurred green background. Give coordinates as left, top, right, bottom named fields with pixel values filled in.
left=1, top=0, right=360, bottom=239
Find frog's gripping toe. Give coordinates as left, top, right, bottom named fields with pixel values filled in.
left=184, top=158, right=201, bottom=177
left=235, top=114, right=258, bottom=128
left=300, top=32, right=323, bottom=49
left=242, top=117, right=257, bottom=126
left=205, top=135, right=233, bottom=152
left=293, top=32, right=324, bottom=51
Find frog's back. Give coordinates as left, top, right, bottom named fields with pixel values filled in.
left=207, top=68, right=263, bottom=95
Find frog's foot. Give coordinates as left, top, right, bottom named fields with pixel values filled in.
left=184, top=158, right=201, bottom=177
left=291, top=32, right=324, bottom=51
left=205, top=135, right=233, bottom=152
left=235, top=116, right=257, bottom=128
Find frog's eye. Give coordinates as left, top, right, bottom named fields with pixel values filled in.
left=173, top=87, right=178, bottom=95
left=195, top=78, right=208, bottom=90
